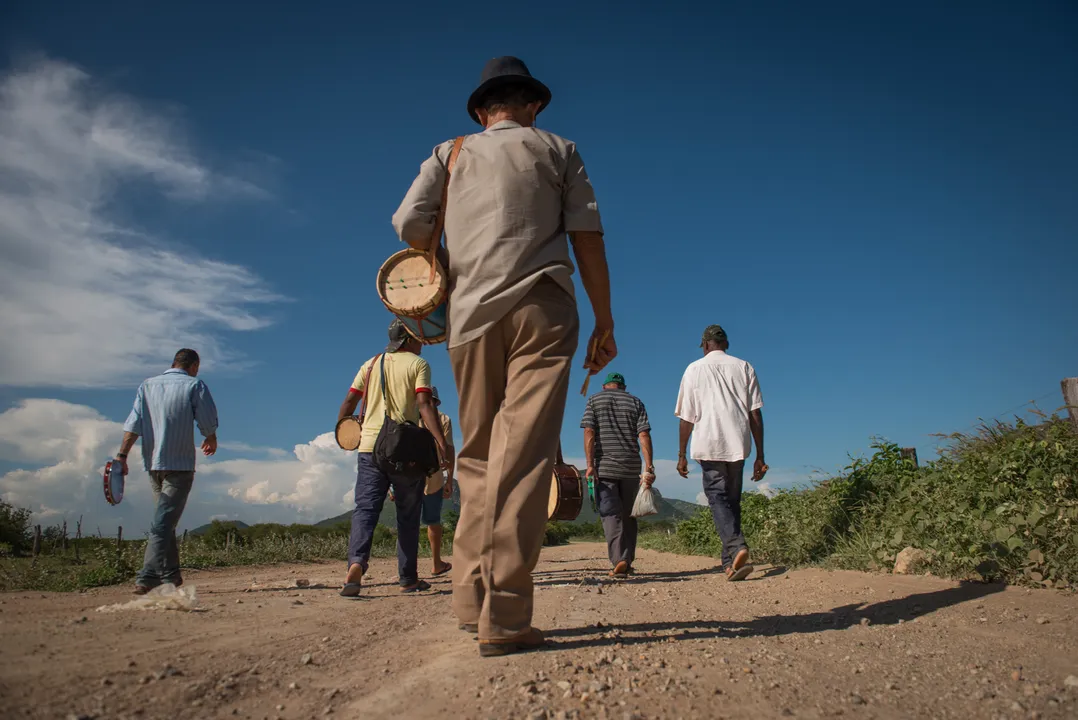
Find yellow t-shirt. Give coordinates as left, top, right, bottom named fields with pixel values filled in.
left=350, top=352, right=432, bottom=454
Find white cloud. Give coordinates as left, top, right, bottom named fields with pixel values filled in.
left=0, top=57, right=280, bottom=388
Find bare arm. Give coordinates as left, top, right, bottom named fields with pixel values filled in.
left=339, top=390, right=361, bottom=422
left=676, top=419, right=694, bottom=478
left=584, top=427, right=596, bottom=476
left=570, top=231, right=617, bottom=372
left=417, top=392, right=452, bottom=469
left=639, top=431, right=654, bottom=470
left=115, top=431, right=138, bottom=476
left=750, top=409, right=765, bottom=463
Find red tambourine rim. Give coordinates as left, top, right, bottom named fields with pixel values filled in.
left=103, top=460, right=123, bottom=505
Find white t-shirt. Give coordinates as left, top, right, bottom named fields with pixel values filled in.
left=674, top=351, right=763, bottom=462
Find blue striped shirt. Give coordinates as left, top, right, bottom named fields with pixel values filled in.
left=123, top=369, right=219, bottom=472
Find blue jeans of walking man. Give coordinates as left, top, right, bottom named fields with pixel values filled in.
left=137, top=470, right=194, bottom=587
left=700, top=460, right=749, bottom=571
left=349, top=453, right=424, bottom=586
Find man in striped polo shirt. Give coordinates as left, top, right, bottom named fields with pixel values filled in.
left=115, top=348, right=219, bottom=594
left=581, top=372, right=655, bottom=578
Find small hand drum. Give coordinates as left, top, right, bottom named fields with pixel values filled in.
left=548, top=462, right=583, bottom=521
left=377, top=248, right=449, bottom=345
left=103, top=460, right=125, bottom=505
left=335, top=416, right=363, bottom=451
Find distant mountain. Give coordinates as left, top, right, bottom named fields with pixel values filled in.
left=665, top=498, right=704, bottom=518
left=189, top=520, right=249, bottom=536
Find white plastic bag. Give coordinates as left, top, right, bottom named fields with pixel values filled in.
left=96, top=583, right=199, bottom=613
left=631, top=484, right=659, bottom=518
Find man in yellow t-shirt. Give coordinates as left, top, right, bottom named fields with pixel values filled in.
left=336, top=319, right=451, bottom=597
left=419, top=387, right=455, bottom=578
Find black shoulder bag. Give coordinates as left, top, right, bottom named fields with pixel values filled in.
left=373, top=354, right=440, bottom=477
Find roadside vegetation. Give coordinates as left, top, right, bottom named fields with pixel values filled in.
left=3, top=415, right=1075, bottom=592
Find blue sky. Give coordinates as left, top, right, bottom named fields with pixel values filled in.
left=1, top=1, right=1076, bottom=531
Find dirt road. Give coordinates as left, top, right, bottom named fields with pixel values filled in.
left=2, top=543, right=1076, bottom=720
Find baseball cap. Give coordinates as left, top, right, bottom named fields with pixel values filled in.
left=700, top=324, right=728, bottom=347
left=386, top=318, right=410, bottom=352
left=603, top=372, right=626, bottom=387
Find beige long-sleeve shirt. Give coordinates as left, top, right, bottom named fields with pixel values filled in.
left=391, top=120, right=604, bottom=348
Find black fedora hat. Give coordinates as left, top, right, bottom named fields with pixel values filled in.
left=466, top=56, right=551, bottom=125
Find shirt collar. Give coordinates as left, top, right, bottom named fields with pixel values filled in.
left=487, top=120, right=523, bottom=132
left=163, top=368, right=189, bottom=375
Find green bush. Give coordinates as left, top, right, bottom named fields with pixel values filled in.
left=0, top=498, right=32, bottom=556
left=652, top=417, right=1078, bottom=587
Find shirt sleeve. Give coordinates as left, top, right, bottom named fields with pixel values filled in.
left=192, top=380, right=219, bottom=438
left=391, top=140, right=455, bottom=247
left=122, top=384, right=144, bottom=435
left=674, top=368, right=699, bottom=423
left=636, top=401, right=652, bottom=434
left=414, top=358, right=432, bottom=394
left=562, top=144, right=604, bottom=234
left=350, top=360, right=371, bottom=393
left=441, top=415, right=454, bottom=447
left=747, top=364, right=764, bottom=412
left=580, top=397, right=597, bottom=429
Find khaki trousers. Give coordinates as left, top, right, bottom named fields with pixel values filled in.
left=448, top=279, right=579, bottom=640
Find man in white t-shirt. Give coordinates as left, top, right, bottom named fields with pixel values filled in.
left=674, top=325, right=766, bottom=582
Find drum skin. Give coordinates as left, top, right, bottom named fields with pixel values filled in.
left=377, top=249, right=448, bottom=345
left=335, top=416, right=363, bottom=451
left=548, top=463, right=583, bottom=521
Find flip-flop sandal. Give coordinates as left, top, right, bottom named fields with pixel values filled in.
left=432, top=562, right=452, bottom=577
left=339, top=582, right=363, bottom=598
left=401, top=580, right=432, bottom=594
left=727, top=565, right=754, bottom=582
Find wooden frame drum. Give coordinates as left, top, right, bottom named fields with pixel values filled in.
left=335, top=416, right=363, bottom=451
left=376, top=248, right=448, bottom=345
left=548, top=462, right=583, bottom=521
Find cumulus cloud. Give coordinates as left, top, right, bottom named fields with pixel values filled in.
left=0, top=399, right=358, bottom=532
left=0, top=57, right=280, bottom=388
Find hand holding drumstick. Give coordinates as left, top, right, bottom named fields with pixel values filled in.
left=579, top=327, right=617, bottom=395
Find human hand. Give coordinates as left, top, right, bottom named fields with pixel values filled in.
left=440, top=444, right=455, bottom=472
left=202, top=435, right=217, bottom=456
left=115, top=456, right=129, bottom=476
left=442, top=477, right=453, bottom=499
left=586, top=465, right=596, bottom=481
left=676, top=456, right=689, bottom=479
left=752, top=458, right=769, bottom=482
left=642, top=469, right=656, bottom=488
left=583, top=327, right=617, bottom=374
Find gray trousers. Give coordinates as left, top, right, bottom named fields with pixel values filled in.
left=700, top=460, right=748, bottom=570
left=596, top=475, right=640, bottom=567
left=137, top=470, right=194, bottom=586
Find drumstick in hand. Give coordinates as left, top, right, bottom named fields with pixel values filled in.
left=579, top=330, right=611, bottom=396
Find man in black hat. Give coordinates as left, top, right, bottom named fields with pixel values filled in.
left=335, top=319, right=451, bottom=598
left=392, top=57, right=616, bottom=656
left=675, top=325, right=767, bottom=582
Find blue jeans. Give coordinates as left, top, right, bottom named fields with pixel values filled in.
left=700, top=460, right=749, bottom=570
left=349, top=453, right=424, bottom=586
left=137, top=470, right=194, bottom=586
left=421, top=490, right=444, bottom=526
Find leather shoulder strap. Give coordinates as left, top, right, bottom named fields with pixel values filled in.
left=425, top=136, right=466, bottom=276
left=357, top=357, right=376, bottom=423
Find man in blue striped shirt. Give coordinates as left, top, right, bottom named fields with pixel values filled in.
left=115, top=348, right=219, bottom=594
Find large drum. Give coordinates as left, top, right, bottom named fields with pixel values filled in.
left=335, top=416, right=363, bottom=451
left=548, top=462, right=583, bottom=521
left=377, top=248, right=448, bottom=345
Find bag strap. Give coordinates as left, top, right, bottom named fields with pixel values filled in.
left=556, top=443, right=565, bottom=466
left=426, top=136, right=466, bottom=282
left=379, top=353, right=392, bottom=421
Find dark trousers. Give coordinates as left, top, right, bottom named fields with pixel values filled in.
left=700, top=460, right=748, bottom=570
left=349, top=453, right=424, bottom=586
left=597, top=475, right=640, bottom=566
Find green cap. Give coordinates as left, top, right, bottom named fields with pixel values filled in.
left=701, top=324, right=728, bottom=347
left=603, top=372, right=626, bottom=387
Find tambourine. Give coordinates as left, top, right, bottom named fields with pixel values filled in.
left=103, top=459, right=125, bottom=505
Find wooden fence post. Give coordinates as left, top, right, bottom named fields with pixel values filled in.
left=116, top=526, right=123, bottom=558
left=32, top=525, right=42, bottom=557
left=61, top=520, right=68, bottom=553
left=900, top=448, right=919, bottom=467
left=182, top=529, right=188, bottom=545
left=74, top=516, right=82, bottom=561
left=1062, top=377, right=1078, bottom=430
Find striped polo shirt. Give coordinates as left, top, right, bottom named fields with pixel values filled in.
left=580, top=388, right=651, bottom=479
left=123, top=368, right=219, bottom=472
